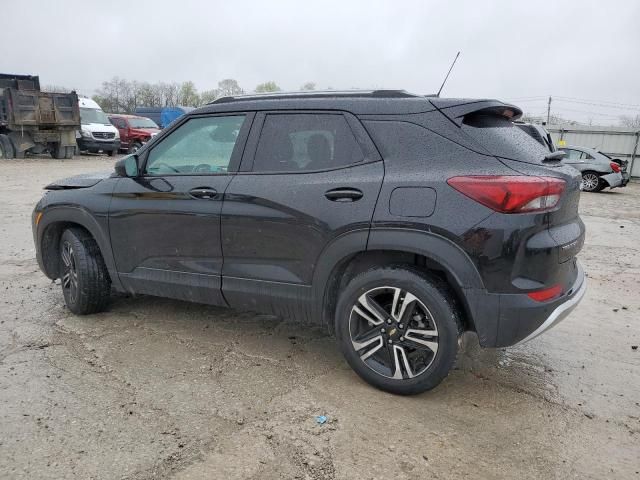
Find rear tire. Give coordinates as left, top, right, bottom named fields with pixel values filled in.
left=581, top=171, right=601, bottom=192
left=335, top=266, right=461, bottom=395
left=59, top=228, right=111, bottom=315
left=0, top=134, right=14, bottom=159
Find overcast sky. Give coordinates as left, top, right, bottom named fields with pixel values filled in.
left=4, top=0, right=640, bottom=124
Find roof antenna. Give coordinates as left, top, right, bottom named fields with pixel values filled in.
left=436, top=51, right=460, bottom=97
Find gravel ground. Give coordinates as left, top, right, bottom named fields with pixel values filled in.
left=1, top=154, right=639, bottom=479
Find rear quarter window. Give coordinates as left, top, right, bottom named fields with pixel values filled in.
left=462, top=114, right=550, bottom=162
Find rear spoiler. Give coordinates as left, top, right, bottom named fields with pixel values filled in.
left=429, top=99, right=523, bottom=126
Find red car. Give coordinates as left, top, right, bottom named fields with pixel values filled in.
left=108, top=114, right=160, bottom=154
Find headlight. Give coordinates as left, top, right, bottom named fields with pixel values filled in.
left=113, top=130, right=120, bottom=139
left=81, top=130, right=92, bottom=138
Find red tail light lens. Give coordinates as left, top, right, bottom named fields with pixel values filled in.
left=447, top=176, right=565, bottom=213
left=527, top=284, right=562, bottom=302
left=610, top=162, right=621, bottom=173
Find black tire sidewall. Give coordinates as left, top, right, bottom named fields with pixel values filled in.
left=335, top=267, right=459, bottom=395
left=59, top=229, right=110, bottom=315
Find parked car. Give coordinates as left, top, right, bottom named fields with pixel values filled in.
left=32, top=90, right=586, bottom=394
left=515, top=121, right=555, bottom=152
left=558, top=145, right=629, bottom=192
left=77, top=98, right=120, bottom=156
left=134, top=106, right=194, bottom=129
left=108, top=114, right=160, bottom=154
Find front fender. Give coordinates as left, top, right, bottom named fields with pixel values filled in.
left=35, top=204, right=123, bottom=291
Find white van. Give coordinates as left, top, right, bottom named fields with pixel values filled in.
left=77, top=98, right=121, bottom=156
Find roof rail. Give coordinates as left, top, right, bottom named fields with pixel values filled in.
left=208, top=89, right=420, bottom=105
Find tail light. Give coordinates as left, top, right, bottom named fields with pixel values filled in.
left=610, top=162, right=621, bottom=173
left=447, top=176, right=565, bottom=213
left=527, top=284, right=562, bottom=302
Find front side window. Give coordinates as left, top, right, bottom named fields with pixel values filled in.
left=145, top=115, right=246, bottom=175
left=252, top=113, right=364, bottom=172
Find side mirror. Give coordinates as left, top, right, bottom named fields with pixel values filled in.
left=114, top=155, right=139, bottom=177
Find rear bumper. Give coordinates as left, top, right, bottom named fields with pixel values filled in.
left=514, top=266, right=586, bottom=344
left=470, top=261, right=586, bottom=347
left=601, top=171, right=626, bottom=189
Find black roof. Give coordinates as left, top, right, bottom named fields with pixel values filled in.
left=191, top=89, right=516, bottom=117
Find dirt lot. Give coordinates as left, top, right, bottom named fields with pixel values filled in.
left=0, top=155, right=639, bottom=479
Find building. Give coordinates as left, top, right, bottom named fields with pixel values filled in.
left=546, top=124, right=640, bottom=179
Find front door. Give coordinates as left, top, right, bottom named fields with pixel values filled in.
left=221, top=111, right=384, bottom=319
left=109, top=113, right=253, bottom=305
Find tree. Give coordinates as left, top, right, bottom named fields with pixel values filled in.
left=200, top=89, right=220, bottom=104
left=255, top=81, right=281, bottom=93
left=300, top=82, right=316, bottom=91
left=619, top=114, right=640, bottom=128
left=217, top=79, right=244, bottom=97
left=178, top=81, right=200, bottom=107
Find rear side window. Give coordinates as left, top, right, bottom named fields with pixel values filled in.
left=252, top=113, right=364, bottom=172
left=462, top=114, right=550, bottom=161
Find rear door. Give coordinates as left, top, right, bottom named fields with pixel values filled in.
left=220, top=111, right=383, bottom=319
left=109, top=112, right=253, bottom=305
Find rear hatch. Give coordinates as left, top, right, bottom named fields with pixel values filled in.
left=433, top=99, right=585, bottom=287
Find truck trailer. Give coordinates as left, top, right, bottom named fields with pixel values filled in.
left=0, top=74, right=80, bottom=159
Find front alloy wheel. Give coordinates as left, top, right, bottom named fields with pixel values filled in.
left=350, top=287, right=439, bottom=380
left=61, top=241, right=78, bottom=305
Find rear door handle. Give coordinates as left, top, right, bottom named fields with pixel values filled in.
left=324, top=188, right=364, bottom=202
left=189, top=187, right=218, bottom=200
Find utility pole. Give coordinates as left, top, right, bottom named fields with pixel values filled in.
left=546, top=96, right=552, bottom=125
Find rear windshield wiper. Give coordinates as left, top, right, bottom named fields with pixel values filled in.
left=543, top=151, right=565, bottom=163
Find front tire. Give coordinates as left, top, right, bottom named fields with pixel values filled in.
left=335, top=266, right=461, bottom=395
left=59, top=228, right=111, bottom=315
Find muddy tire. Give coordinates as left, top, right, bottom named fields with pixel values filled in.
left=59, top=228, right=111, bottom=315
left=335, top=266, right=461, bottom=395
left=0, top=134, right=14, bottom=159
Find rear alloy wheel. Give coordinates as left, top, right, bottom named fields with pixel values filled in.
left=336, top=267, right=460, bottom=395
left=581, top=172, right=601, bottom=192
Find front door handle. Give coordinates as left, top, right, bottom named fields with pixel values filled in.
left=189, top=187, right=218, bottom=200
left=325, top=188, right=364, bottom=202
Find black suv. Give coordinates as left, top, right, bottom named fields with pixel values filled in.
left=32, top=91, right=586, bottom=394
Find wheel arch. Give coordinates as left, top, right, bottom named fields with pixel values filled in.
left=37, top=206, right=122, bottom=290
left=314, top=228, right=486, bottom=336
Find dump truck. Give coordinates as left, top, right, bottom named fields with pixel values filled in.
left=0, top=74, right=80, bottom=159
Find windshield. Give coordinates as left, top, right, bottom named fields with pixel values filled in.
left=80, top=107, right=110, bottom=125
left=128, top=117, right=159, bottom=129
